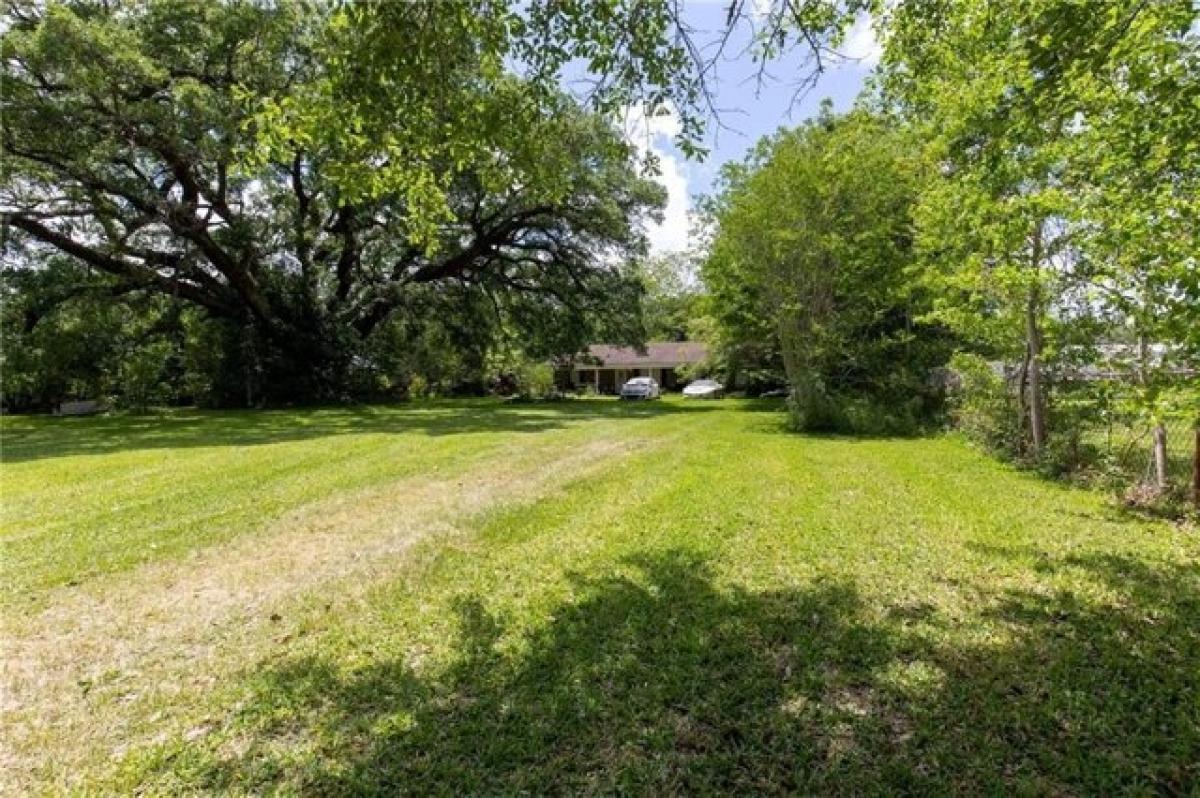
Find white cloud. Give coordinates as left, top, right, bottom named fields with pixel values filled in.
left=622, top=103, right=692, bottom=254
left=750, top=0, right=773, bottom=21
left=840, top=13, right=882, bottom=68
left=649, top=149, right=692, bottom=253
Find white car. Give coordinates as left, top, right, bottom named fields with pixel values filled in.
left=620, top=376, right=661, bottom=400
left=683, top=379, right=724, bottom=399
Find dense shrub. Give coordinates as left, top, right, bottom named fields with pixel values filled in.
left=518, top=362, right=557, bottom=399
left=947, top=353, right=1198, bottom=518
left=946, top=353, right=1022, bottom=453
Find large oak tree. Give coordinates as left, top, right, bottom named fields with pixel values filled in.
left=1, top=1, right=665, bottom=397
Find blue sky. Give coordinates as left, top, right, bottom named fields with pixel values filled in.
left=622, top=4, right=880, bottom=253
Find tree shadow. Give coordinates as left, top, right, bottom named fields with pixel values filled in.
left=0, top=399, right=721, bottom=463
left=163, top=547, right=1198, bottom=794
left=728, top=398, right=941, bottom=440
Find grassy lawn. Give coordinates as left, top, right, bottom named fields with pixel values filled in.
left=2, top=398, right=1198, bottom=794
left=0, top=399, right=689, bottom=605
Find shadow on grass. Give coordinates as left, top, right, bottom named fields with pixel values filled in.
left=0, top=398, right=722, bottom=464
left=732, top=399, right=943, bottom=441
left=166, top=548, right=1198, bottom=794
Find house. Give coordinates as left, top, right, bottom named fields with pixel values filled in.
left=570, top=342, right=709, bottom=393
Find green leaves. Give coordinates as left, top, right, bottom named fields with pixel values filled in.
left=2, top=2, right=669, bottom=403
left=250, top=0, right=870, bottom=245
left=702, top=110, right=945, bottom=431
left=880, top=0, right=1199, bottom=452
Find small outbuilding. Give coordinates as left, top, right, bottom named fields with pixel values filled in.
left=569, top=342, right=708, bottom=394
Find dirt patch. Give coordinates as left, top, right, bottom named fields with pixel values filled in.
left=0, top=434, right=643, bottom=792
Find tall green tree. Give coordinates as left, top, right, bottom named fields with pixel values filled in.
left=636, top=252, right=702, bottom=342
left=882, top=0, right=1199, bottom=462
left=1066, top=2, right=1200, bottom=483
left=2, top=1, right=663, bottom=402
left=272, top=0, right=876, bottom=228
left=703, top=108, right=943, bottom=431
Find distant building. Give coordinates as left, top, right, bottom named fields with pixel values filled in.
left=569, top=342, right=709, bottom=393
left=988, top=343, right=1196, bottom=383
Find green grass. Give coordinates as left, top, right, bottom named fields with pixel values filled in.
left=3, top=398, right=1198, bottom=794
left=0, top=399, right=692, bottom=605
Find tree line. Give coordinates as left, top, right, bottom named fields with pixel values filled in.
left=698, top=0, right=1197, bottom=502
left=3, top=0, right=1197, bottom=471
left=1, top=0, right=868, bottom=409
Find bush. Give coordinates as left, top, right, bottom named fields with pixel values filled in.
left=786, top=390, right=928, bottom=436
left=785, top=374, right=842, bottom=432
left=947, top=353, right=1109, bottom=475
left=408, top=374, right=431, bottom=399
left=675, top=360, right=707, bottom=384
left=946, top=353, right=1022, bottom=453
left=516, top=362, right=556, bottom=399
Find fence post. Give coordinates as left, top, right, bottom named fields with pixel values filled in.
left=1152, top=423, right=1169, bottom=489
left=1193, top=423, right=1199, bottom=510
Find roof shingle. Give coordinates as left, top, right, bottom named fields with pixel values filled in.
left=583, top=342, right=708, bottom=367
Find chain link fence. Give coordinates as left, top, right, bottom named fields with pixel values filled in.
left=1051, top=374, right=1198, bottom=510
left=947, top=354, right=1199, bottom=513
left=1079, top=400, right=1197, bottom=503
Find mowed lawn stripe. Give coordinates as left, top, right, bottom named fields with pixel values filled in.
left=3, top=437, right=506, bottom=599
left=100, top=401, right=1196, bottom=794
left=2, top=400, right=1196, bottom=794
left=2, top=415, right=679, bottom=792
left=0, top=400, right=702, bottom=604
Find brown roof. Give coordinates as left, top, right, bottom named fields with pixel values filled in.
left=583, top=342, right=708, bottom=367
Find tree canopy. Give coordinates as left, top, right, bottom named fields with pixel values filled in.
left=702, top=107, right=951, bottom=431
left=880, top=0, right=1199, bottom=456
left=259, top=0, right=874, bottom=235
left=2, top=1, right=672, bottom=403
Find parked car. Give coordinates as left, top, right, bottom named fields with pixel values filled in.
left=620, top=376, right=661, bottom=400
left=682, top=379, right=724, bottom=399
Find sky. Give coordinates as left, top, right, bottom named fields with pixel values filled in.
left=621, top=4, right=881, bottom=255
